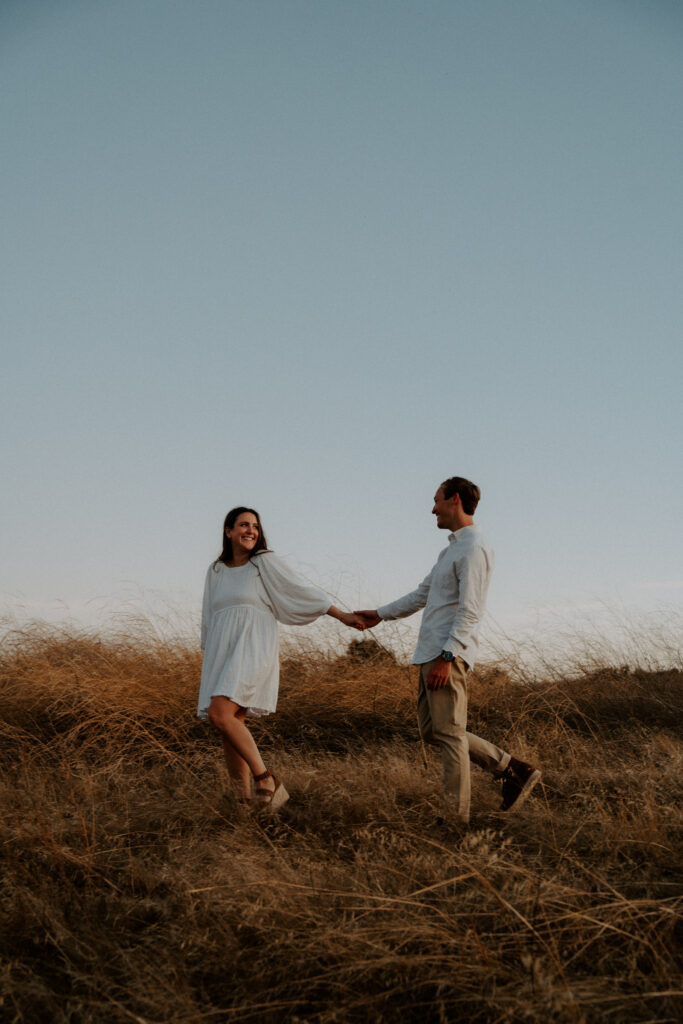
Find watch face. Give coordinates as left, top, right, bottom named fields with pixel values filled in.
left=441, top=651, right=454, bottom=662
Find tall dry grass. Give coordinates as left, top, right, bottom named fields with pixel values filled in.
left=0, top=620, right=681, bottom=1023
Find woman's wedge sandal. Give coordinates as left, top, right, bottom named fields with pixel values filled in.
left=254, top=769, right=289, bottom=813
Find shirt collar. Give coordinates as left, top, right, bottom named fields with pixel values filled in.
left=448, top=524, right=481, bottom=543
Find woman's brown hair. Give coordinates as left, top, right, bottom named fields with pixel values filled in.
left=214, top=507, right=269, bottom=568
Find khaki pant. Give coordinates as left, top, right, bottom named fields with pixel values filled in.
left=418, top=656, right=510, bottom=823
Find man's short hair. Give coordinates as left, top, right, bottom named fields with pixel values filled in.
left=441, top=476, right=481, bottom=515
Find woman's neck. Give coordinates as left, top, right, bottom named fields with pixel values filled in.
left=227, top=552, right=250, bottom=567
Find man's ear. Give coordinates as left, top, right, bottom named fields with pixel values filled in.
left=451, top=493, right=461, bottom=508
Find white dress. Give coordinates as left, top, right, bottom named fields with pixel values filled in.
left=197, top=550, right=331, bottom=719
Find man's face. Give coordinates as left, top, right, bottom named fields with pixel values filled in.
left=432, top=486, right=457, bottom=529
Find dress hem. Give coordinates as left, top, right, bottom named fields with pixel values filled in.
left=197, top=703, right=272, bottom=721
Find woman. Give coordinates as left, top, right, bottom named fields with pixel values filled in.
left=198, top=506, right=364, bottom=812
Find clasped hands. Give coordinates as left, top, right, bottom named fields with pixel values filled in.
left=354, top=609, right=381, bottom=629
left=334, top=608, right=381, bottom=632
left=335, top=606, right=378, bottom=630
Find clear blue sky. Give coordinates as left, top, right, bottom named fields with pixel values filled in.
left=2, top=1, right=681, bottom=655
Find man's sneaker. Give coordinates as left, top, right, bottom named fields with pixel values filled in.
left=496, top=761, right=542, bottom=812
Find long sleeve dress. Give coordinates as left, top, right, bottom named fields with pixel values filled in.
left=197, top=550, right=331, bottom=719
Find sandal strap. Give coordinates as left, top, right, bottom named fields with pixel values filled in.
left=255, top=774, right=280, bottom=800
left=253, top=769, right=272, bottom=782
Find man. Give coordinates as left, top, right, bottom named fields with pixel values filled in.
left=356, top=476, right=541, bottom=825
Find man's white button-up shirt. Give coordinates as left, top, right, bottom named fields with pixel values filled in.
left=377, top=524, right=494, bottom=669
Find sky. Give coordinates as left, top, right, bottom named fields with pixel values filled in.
left=1, top=0, right=681, bottom=661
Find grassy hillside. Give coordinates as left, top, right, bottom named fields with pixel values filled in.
left=0, top=623, right=681, bottom=1023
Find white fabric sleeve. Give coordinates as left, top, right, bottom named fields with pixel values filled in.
left=377, top=567, right=434, bottom=621
left=445, top=546, right=491, bottom=654
left=200, top=564, right=215, bottom=651
left=252, top=551, right=331, bottom=625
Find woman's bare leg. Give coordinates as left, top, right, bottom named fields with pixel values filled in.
left=208, top=697, right=275, bottom=795
left=220, top=719, right=251, bottom=800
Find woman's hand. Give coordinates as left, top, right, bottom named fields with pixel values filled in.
left=327, top=606, right=367, bottom=630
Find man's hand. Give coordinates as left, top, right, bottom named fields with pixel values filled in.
left=354, top=609, right=381, bottom=629
left=426, top=657, right=452, bottom=690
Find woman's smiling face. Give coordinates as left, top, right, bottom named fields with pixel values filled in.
left=226, top=512, right=259, bottom=558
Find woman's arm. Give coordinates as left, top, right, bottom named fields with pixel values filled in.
left=254, top=552, right=365, bottom=629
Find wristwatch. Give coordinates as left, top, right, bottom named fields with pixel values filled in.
left=440, top=650, right=455, bottom=662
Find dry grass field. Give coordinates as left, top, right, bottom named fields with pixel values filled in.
left=0, top=621, right=681, bottom=1023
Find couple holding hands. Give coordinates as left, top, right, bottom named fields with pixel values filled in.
left=197, top=476, right=541, bottom=823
